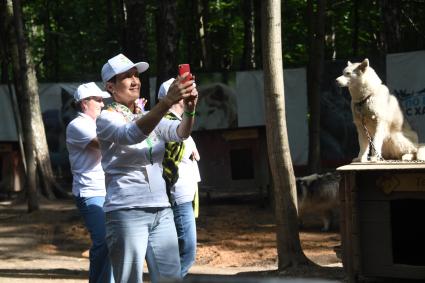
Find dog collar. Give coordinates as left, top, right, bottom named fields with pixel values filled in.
left=354, top=95, right=371, bottom=107
left=353, top=94, right=372, bottom=115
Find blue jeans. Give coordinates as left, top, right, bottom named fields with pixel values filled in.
left=75, top=196, right=113, bottom=283
left=106, top=207, right=181, bottom=283
left=172, top=201, right=197, bottom=277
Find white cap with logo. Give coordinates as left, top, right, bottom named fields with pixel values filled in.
left=101, top=53, right=149, bottom=82
left=73, top=82, right=111, bottom=102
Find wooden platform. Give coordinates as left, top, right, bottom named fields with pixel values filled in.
left=339, top=161, right=425, bottom=170
left=337, top=162, right=425, bottom=282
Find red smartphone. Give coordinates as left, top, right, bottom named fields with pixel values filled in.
left=178, top=64, right=193, bottom=82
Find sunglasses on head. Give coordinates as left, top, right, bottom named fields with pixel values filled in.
left=85, top=96, right=103, bottom=102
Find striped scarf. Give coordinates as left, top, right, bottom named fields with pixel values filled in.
left=162, top=112, right=185, bottom=200
left=106, top=101, right=154, bottom=164
left=106, top=101, right=143, bottom=122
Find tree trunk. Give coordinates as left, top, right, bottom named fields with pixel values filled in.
left=155, top=0, right=178, bottom=99
left=241, top=0, right=256, bottom=70
left=105, top=0, right=117, bottom=56
left=254, top=0, right=262, bottom=69
left=261, top=0, right=311, bottom=270
left=124, top=0, right=151, bottom=109
left=41, top=0, right=59, bottom=81
left=7, top=0, right=39, bottom=211
left=182, top=0, right=203, bottom=69
left=0, top=60, right=7, bottom=83
left=11, top=0, right=68, bottom=203
left=380, top=0, right=402, bottom=53
left=0, top=3, right=27, bottom=189
left=0, top=0, right=8, bottom=84
left=118, top=0, right=127, bottom=52
left=306, top=0, right=326, bottom=174
left=199, top=0, right=212, bottom=70
left=352, top=0, right=359, bottom=57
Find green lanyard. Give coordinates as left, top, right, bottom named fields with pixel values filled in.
left=146, top=137, right=153, bottom=165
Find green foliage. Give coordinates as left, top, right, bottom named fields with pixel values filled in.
left=208, top=0, right=244, bottom=70
left=141, top=2, right=157, bottom=73
left=393, top=0, right=425, bottom=52
left=24, top=0, right=122, bottom=82
left=15, top=0, right=425, bottom=82
left=282, top=0, right=308, bottom=67
left=326, top=0, right=381, bottom=59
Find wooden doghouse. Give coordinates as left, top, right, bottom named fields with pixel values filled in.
left=338, top=163, right=425, bottom=281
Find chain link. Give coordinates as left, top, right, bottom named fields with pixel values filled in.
left=361, top=118, right=384, bottom=161
left=380, top=159, right=425, bottom=163
left=360, top=118, right=425, bottom=163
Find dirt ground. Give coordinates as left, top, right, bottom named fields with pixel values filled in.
left=0, top=197, right=346, bottom=283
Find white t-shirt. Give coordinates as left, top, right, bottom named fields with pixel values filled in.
left=170, top=136, right=201, bottom=205
left=66, top=113, right=106, bottom=197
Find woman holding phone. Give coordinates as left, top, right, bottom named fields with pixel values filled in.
left=96, top=54, right=197, bottom=283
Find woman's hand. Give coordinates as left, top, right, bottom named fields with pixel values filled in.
left=163, top=73, right=196, bottom=107
left=184, top=87, right=198, bottom=112
left=135, top=98, right=147, bottom=113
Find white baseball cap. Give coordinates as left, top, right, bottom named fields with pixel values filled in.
left=157, top=78, right=175, bottom=99
left=73, top=82, right=111, bottom=102
left=101, top=53, right=149, bottom=82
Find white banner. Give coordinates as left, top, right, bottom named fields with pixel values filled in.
left=236, top=68, right=308, bottom=165
left=387, top=51, right=425, bottom=141
left=0, top=70, right=309, bottom=165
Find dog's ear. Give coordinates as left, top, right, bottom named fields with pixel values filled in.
left=357, top=59, right=369, bottom=73
left=347, top=61, right=352, bottom=66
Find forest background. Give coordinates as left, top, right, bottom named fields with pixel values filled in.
left=2, top=0, right=424, bottom=178
left=2, top=0, right=424, bottom=89
left=0, top=0, right=425, bottom=280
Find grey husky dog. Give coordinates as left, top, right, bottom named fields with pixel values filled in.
left=296, top=172, right=340, bottom=232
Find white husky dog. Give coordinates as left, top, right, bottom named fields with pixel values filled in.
left=336, top=58, right=425, bottom=162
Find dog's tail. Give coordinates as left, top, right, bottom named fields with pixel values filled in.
left=417, top=144, right=425, bottom=161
